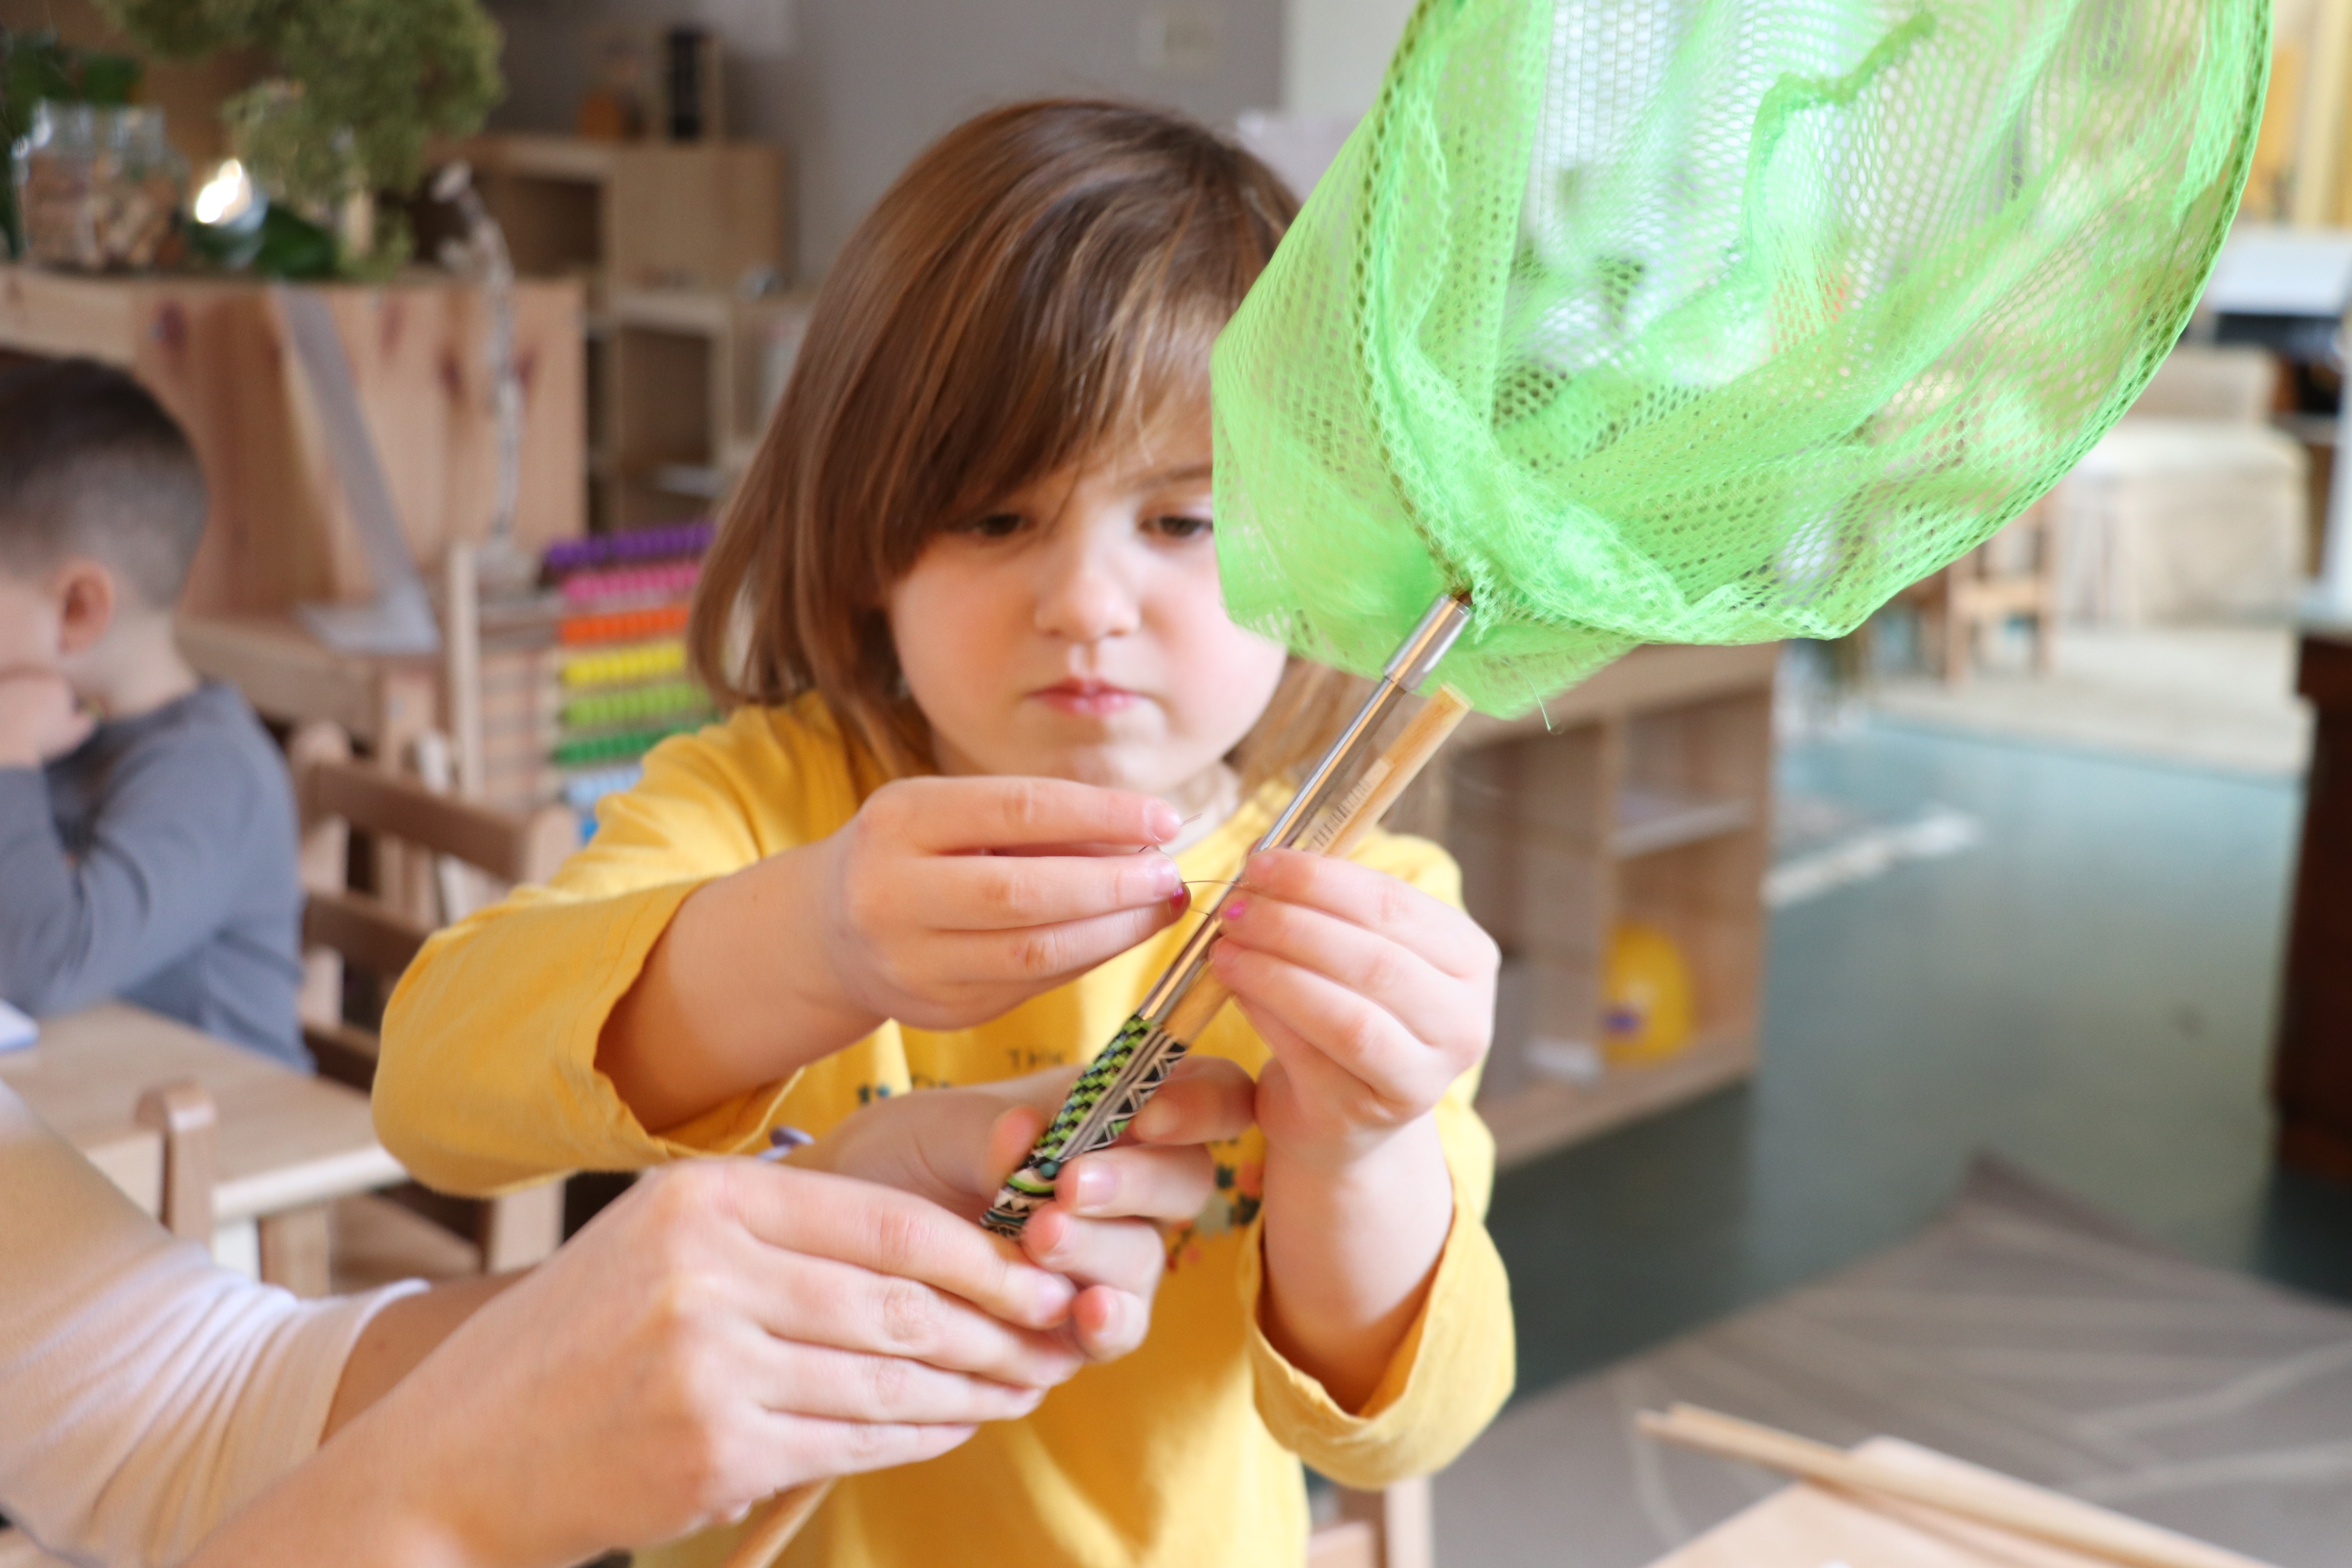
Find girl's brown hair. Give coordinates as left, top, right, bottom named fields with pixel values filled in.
left=690, top=98, right=1361, bottom=789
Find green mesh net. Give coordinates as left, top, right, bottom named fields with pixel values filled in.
left=1212, top=0, right=2269, bottom=716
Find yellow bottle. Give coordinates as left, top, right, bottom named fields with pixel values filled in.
left=1602, top=921, right=1695, bottom=1066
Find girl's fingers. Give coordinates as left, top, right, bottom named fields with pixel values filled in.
left=1234, top=993, right=1404, bottom=1128
left=1215, top=895, right=1471, bottom=1060
left=1058, top=1143, right=1215, bottom=1222
left=1020, top=1206, right=1170, bottom=1302
left=941, top=900, right=1186, bottom=986
left=1209, top=943, right=1438, bottom=1117
left=1238, top=850, right=1497, bottom=979
left=884, top=776, right=1181, bottom=854
left=1065, top=1284, right=1149, bottom=1362
left=1125, top=1054, right=1256, bottom=1145
left=926, top=850, right=1185, bottom=930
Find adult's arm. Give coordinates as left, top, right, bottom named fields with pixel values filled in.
left=0, top=1083, right=423, bottom=1566
left=187, top=1160, right=1088, bottom=1568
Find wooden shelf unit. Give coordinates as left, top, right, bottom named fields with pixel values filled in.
left=0, top=266, right=584, bottom=619
left=1443, top=642, right=1777, bottom=1168
left=441, top=133, right=797, bottom=534
left=604, top=286, right=813, bottom=528
left=453, top=133, right=792, bottom=300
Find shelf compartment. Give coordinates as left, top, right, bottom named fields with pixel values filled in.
left=1477, top=1027, right=1755, bottom=1169
left=1612, top=786, right=1753, bottom=857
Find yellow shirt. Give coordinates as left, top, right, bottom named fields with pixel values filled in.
left=378, top=697, right=1514, bottom=1568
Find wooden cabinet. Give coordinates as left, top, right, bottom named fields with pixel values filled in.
left=1443, top=643, right=1777, bottom=1167
left=2275, top=628, right=2352, bottom=1180
left=446, top=133, right=798, bottom=531
left=0, top=265, right=584, bottom=617
left=603, top=285, right=811, bottom=528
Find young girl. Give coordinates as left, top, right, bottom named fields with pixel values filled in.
left=378, top=99, right=1512, bottom=1568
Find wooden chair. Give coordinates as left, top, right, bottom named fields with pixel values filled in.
left=290, top=722, right=577, bottom=1280
left=1310, top=1476, right=1433, bottom=1568
left=0, top=1082, right=218, bottom=1567
left=1906, top=498, right=2059, bottom=685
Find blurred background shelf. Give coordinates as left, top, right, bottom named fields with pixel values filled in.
left=1442, top=642, right=1776, bottom=1169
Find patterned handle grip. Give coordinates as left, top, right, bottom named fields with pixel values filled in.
left=979, top=688, right=1471, bottom=1238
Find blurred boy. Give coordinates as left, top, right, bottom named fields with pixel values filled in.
left=0, top=358, right=305, bottom=1067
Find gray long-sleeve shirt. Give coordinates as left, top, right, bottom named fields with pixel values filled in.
left=0, top=681, right=307, bottom=1068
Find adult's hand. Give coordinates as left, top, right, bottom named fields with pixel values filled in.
left=190, top=1158, right=1085, bottom=1568
left=802, top=1055, right=1256, bottom=1363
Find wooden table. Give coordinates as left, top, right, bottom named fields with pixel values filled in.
left=0, top=1003, right=406, bottom=1291
left=1647, top=1435, right=2241, bottom=1566
left=2275, top=627, right=2352, bottom=1180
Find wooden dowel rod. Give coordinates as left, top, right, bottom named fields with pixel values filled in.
left=1637, top=1405, right=2273, bottom=1568
left=717, top=1479, right=830, bottom=1568
left=1161, top=686, right=1470, bottom=1043
left=1326, top=686, right=1470, bottom=860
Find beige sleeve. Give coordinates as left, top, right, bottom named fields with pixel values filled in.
left=0, top=1085, right=423, bottom=1566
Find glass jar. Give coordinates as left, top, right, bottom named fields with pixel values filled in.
left=11, top=102, right=186, bottom=271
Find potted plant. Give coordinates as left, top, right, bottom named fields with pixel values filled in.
left=96, top=0, right=501, bottom=277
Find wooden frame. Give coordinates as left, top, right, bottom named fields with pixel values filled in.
left=0, top=266, right=585, bottom=619
left=1445, top=644, right=1777, bottom=1168
left=291, top=723, right=575, bottom=1274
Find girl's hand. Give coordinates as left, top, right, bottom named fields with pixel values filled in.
left=814, top=776, right=1192, bottom=1031
left=255, top=1159, right=1089, bottom=1568
left=799, top=1055, right=1256, bottom=1361
left=1209, top=849, right=1498, bottom=1170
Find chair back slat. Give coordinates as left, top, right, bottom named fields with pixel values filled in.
left=305, top=758, right=570, bottom=884
left=303, top=889, right=433, bottom=982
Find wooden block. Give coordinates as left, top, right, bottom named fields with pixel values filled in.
left=480, top=1179, right=567, bottom=1272
left=1645, top=1435, right=2245, bottom=1568
left=258, top=1202, right=334, bottom=1298
left=607, top=143, right=790, bottom=291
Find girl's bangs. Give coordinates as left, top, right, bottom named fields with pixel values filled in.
left=907, top=192, right=1265, bottom=558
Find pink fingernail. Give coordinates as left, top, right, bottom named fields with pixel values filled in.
left=1221, top=897, right=1249, bottom=922
left=1069, top=1163, right=1111, bottom=1210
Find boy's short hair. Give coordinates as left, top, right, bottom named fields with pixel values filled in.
left=0, top=358, right=209, bottom=609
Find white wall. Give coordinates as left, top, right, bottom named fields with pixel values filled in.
left=1281, top=0, right=1414, bottom=118
left=484, top=0, right=1283, bottom=278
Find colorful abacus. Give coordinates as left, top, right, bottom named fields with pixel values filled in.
left=473, top=522, right=718, bottom=832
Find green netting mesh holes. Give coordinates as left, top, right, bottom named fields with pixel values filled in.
left=1212, top=0, right=2268, bottom=716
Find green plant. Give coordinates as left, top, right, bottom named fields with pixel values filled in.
left=95, top=0, right=501, bottom=273
left=0, top=29, right=143, bottom=258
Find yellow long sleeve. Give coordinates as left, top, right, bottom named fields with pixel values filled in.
left=375, top=694, right=1516, bottom=1568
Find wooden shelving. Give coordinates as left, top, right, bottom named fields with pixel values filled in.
left=1612, top=786, right=1753, bottom=857
left=1480, top=1027, right=1757, bottom=1168
left=604, top=286, right=813, bottom=528
left=1442, top=642, right=1776, bottom=1168
left=439, top=133, right=799, bottom=532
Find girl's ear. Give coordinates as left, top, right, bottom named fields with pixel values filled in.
left=54, top=559, right=117, bottom=656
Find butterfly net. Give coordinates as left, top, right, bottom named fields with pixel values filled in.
left=1212, top=0, right=2268, bottom=716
